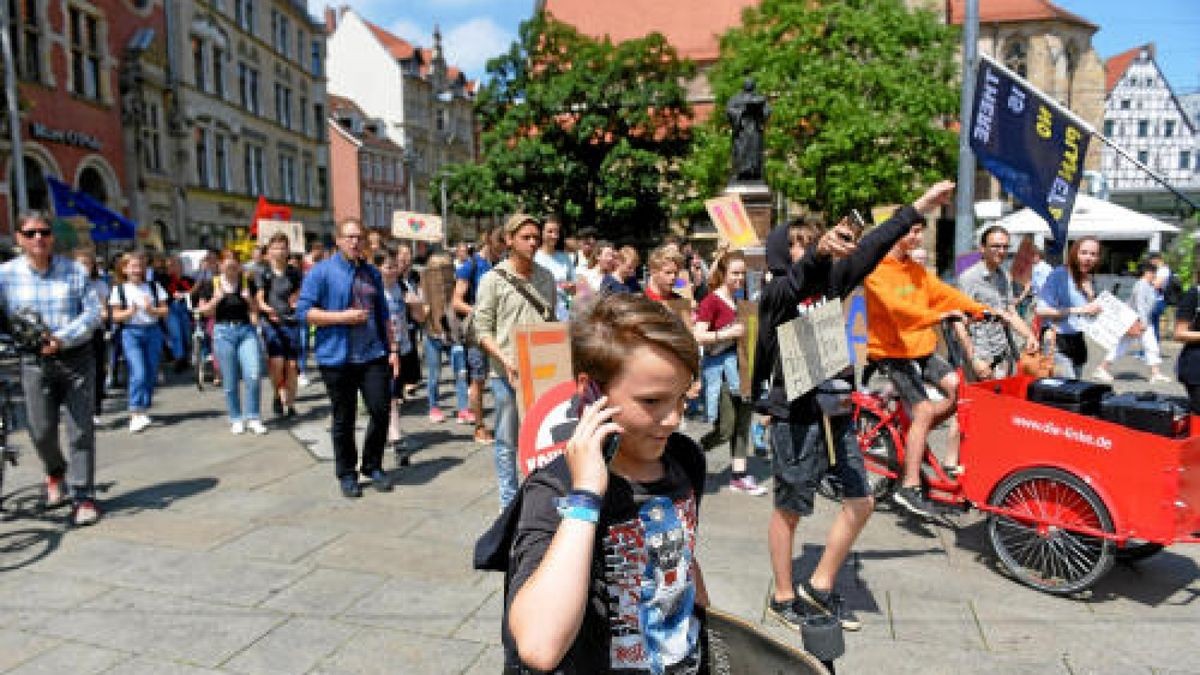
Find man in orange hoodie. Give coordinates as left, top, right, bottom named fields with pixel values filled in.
left=864, top=221, right=988, bottom=519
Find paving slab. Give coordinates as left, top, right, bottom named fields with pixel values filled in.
left=257, top=568, right=386, bottom=617
left=223, top=617, right=359, bottom=675
left=214, top=524, right=344, bottom=564
left=0, top=628, right=59, bottom=671
left=312, top=626, right=485, bottom=675
left=101, top=656, right=227, bottom=675
left=3, top=639, right=127, bottom=674
left=339, top=576, right=491, bottom=638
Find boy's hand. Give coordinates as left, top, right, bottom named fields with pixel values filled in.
left=566, top=395, right=623, bottom=496
left=914, top=180, right=956, bottom=212
left=816, top=227, right=856, bottom=260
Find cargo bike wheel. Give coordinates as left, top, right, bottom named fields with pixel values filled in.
left=987, top=467, right=1115, bottom=595
left=817, top=409, right=898, bottom=503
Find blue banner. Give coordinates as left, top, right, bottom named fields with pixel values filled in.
left=968, top=57, right=1090, bottom=255
left=47, top=176, right=137, bottom=242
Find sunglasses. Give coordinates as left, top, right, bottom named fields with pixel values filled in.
left=20, top=228, right=53, bottom=238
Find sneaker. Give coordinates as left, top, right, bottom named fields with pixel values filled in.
left=273, top=398, right=284, bottom=416
left=340, top=477, right=362, bottom=499
left=429, top=407, right=447, bottom=424
left=130, top=414, right=151, bottom=433
left=729, top=475, right=768, bottom=496
left=1091, top=367, right=1115, bottom=383
left=1150, top=373, right=1173, bottom=384
left=44, top=475, right=67, bottom=509
left=298, top=374, right=311, bottom=388
left=230, top=421, right=246, bottom=435
left=474, top=427, right=494, bottom=444
left=71, top=500, right=101, bottom=527
left=457, top=409, right=476, bottom=425
left=893, top=485, right=937, bottom=519
left=766, top=596, right=811, bottom=632
left=246, top=419, right=268, bottom=435
left=369, top=469, right=393, bottom=492
left=797, top=579, right=862, bottom=631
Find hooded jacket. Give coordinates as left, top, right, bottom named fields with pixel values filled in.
left=751, top=205, right=925, bottom=421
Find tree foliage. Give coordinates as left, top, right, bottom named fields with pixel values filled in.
left=443, top=14, right=695, bottom=241
left=682, top=0, right=961, bottom=219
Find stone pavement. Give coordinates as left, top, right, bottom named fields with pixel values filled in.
left=0, top=341, right=1197, bottom=674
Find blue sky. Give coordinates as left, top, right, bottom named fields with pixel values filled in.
left=310, top=1, right=1198, bottom=95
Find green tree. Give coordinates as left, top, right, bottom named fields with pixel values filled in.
left=445, top=14, right=695, bottom=241
left=682, top=0, right=960, bottom=219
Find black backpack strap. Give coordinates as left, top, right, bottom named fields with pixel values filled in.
left=493, top=268, right=555, bottom=322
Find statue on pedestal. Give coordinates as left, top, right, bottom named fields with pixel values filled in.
left=726, top=78, right=770, bottom=183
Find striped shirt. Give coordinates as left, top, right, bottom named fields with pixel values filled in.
left=0, top=255, right=102, bottom=349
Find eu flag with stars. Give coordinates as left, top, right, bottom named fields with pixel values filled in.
left=47, top=176, right=137, bottom=242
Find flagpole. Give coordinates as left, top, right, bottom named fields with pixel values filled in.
left=953, top=0, right=980, bottom=258
left=0, top=3, right=27, bottom=219
left=978, top=52, right=1197, bottom=214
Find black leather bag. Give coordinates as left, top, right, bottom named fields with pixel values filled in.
left=1026, top=378, right=1113, bottom=416
left=1100, top=392, right=1191, bottom=438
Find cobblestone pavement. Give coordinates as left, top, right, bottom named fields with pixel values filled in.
left=0, top=340, right=1197, bottom=673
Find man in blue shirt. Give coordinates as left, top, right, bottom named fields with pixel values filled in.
left=452, top=225, right=506, bottom=443
left=0, top=212, right=102, bottom=525
left=297, top=218, right=400, bottom=498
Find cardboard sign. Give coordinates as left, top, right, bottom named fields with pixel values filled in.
left=704, top=194, right=760, bottom=249
left=737, top=300, right=758, bottom=397
left=843, top=289, right=869, bottom=367
left=871, top=204, right=900, bottom=226
left=1083, top=291, right=1139, bottom=354
left=517, top=380, right=578, bottom=478
left=1010, top=235, right=1037, bottom=286
left=776, top=298, right=851, bottom=401
left=514, top=323, right=573, bottom=418
left=392, top=211, right=443, bottom=243
left=663, top=297, right=695, bottom=329
left=421, top=260, right=456, bottom=339
left=257, top=220, right=305, bottom=253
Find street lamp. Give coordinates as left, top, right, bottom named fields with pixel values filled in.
left=402, top=146, right=418, bottom=212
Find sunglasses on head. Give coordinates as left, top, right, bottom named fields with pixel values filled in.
left=20, top=228, right=53, bottom=238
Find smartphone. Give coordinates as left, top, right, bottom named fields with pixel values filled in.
left=841, top=209, right=867, bottom=243
left=574, top=380, right=622, bottom=463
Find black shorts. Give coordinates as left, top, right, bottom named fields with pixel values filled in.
left=876, top=353, right=956, bottom=407
left=770, top=417, right=870, bottom=517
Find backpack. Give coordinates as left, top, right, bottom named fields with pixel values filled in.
left=116, top=280, right=169, bottom=333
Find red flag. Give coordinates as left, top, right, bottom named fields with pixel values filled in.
left=249, top=196, right=292, bottom=236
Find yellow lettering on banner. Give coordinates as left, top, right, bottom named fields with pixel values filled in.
left=1049, top=207, right=1063, bottom=221
left=1057, top=126, right=1081, bottom=183
left=1036, top=106, right=1053, bottom=139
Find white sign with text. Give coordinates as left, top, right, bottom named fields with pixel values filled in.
left=1082, top=291, right=1139, bottom=354
left=776, top=298, right=850, bottom=401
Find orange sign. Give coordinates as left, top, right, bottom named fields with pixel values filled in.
left=705, top=194, right=760, bottom=249
left=513, top=322, right=573, bottom=418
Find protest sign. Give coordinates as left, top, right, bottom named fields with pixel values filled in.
left=1082, top=292, right=1139, bottom=354
left=517, top=380, right=577, bottom=478
left=392, top=211, right=444, bottom=243
left=513, top=323, right=572, bottom=418
left=257, top=220, right=305, bottom=253
left=737, top=301, right=758, bottom=398
left=843, top=289, right=869, bottom=367
left=705, top=194, right=760, bottom=249
left=421, top=259, right=456, bottom=340
left=969, top=54, right=1091, bottom=254
left=776, top=298, right=851, bottom=401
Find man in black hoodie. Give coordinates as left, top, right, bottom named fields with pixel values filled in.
left=753, top=181, right=956, bottom=632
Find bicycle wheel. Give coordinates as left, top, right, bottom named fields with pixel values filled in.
left=987, top=467, right=1115, bottom=595
left=817, top=409, right=898, bottom=503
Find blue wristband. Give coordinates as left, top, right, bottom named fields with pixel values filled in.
left=556, top=503, right=600, bottom=524
left=566, top=489, right=603, bottom=511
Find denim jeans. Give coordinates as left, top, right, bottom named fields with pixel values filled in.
left=424, top=335, right=468, bottom=412
left=490, top=375, right=519, bottom=507
left=20, top=345, right=96, bottom=499
left=166, top=301, right=191, bottom=360
left=213, top=322, right=264, bottom=422
left=701, top=349, right=740, bottom=423
left=121, top=323, right=162, bottom=412
left=320, top=358, right=391, bottom=480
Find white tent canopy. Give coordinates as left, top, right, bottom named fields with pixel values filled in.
left=982, top=194, right=1180, bottom=251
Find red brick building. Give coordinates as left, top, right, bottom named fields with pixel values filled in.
left=0, top=0, right=166, bottom=239
left=327, top=94, right=407, bottom=232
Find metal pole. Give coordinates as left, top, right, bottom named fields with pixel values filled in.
left=953, top=0, right=979, bottom=259
left=0, top=4, right=28, bottom=222
left=439, top=173, right=448, bottom=251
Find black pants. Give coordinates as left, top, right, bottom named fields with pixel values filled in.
left=321, top=357, right=391, bottom=481
left=91, top=329, right=106, bottom=414
left=20, top=345, right=96, bottom=499
left=700, top=385, right=752, bottom=459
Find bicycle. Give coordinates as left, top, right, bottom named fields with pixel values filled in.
left=186, top=294, right=214, bottom=391
left=0, top=341, right=21, bottom=512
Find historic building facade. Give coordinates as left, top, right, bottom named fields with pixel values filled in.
left=327, top=94, right=407, bottom=230
left=157, top=0, right=332, bottom=249
left=0, top=0, right=166, bottom=240
left=1101, top=45, right=1200, bottom=214
left=323, top=7, right=476, bottom=230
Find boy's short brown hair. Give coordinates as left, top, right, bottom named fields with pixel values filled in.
left=571, top=293, right=699, bottom=386
left=647, top=245, right=684, bottom=272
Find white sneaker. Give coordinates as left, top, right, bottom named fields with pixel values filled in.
left=298, top=374, right=311, bottom=388
left=1091, top=368, right=1115, bottom=383
left=230, top=421, right=245, bottom=435
left=246, top=419, right=268, bottom=435
left=1150, top=373, right=1173, bottom=384
left=130, top=414, right=151, bottom=433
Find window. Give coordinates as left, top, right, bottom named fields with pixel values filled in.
left=299, top=95, right=308, bottom=134
left=1165, top=120, right=1175, bottom=138
left=1138, top=120, right=1149, bottom=137
left=215, top=133, right=230, bottom=190
left=310, top=39, right=323, bottom=77
left=271, top=11, right=289, bottom=55
left=19, top=0, right=42, bottom=82
left=296, top=29, right=305, bottom=63
left=313, top=103, right=325, bottom=140
left=1181, top=151, right=1192, bottom=171
left=436, top=108, right=446, bottom=133
left=212, top=47, right=225, bottom=97
left=195, top=127, right=211, bottom=187
left=1103, top=120, right=1114, bottom=137
left=317, top=166, right=328, bottom=206
left=303, top=161, right=312, bottom=205
left=279, top=155, right=296, bottom=202
left=1120, top=99, right=1131, bottom=110
left=239, top=63, right=259, bottom=114
left=1137, top=150, right=1149, bottom=164
left=192, top=38, right=207, bottom=91
left=384, top=159, right=393, bottom=184
left=68, top=7, right=101, bottom=99
left=1003, top=40, right=1028, bottom=78
left=274, top=84, right=292, bottom=128
left=373, top=157, right=382, bottom=182
left=235, top=0, right=254, bottom=33
left=245, top=144, right=265, bottom=195
left=142, top=100, right=162, bottom=172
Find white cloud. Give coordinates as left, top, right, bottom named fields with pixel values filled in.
left=444, top=17, right=514, bottom=79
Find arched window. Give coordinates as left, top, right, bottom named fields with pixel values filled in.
left=21, top=156, right=49, bottom=212
left=1004, top=39, right=1028, bottom=78
left=78, top=166, right=108, bottom=204
left=1064, top=42, right=1080, bottom=108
